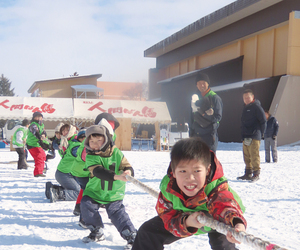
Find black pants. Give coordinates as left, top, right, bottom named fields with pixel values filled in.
left=16, top=148, right=28, bottom=169
left=132, top=216, right=237, bottom=250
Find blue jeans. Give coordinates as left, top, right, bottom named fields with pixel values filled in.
left=81, top=195, right=135, bottom=234
left=55, top=170, right=81, bottom=201
left=75, top=176, right=89, bottom=190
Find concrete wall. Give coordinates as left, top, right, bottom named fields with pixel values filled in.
left=270, top=75, right=300, bottom=146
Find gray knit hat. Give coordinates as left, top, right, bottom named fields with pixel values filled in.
left=84, top=125, right=111, bottom=152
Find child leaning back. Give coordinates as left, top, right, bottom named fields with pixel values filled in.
left=132, top=137, right=247, bottom=250
left=80, top=125, right=136, bottom=249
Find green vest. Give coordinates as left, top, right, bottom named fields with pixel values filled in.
left=83, top=147, right=125, bottom=204
left=70, top=140, right=89, bottom=178
left=160, top=175, right=245, bottom=235
left=12, top=127, right=28, bottom=147
left=26, top=122, right=45, bottom=148
left=57, top=135, right=80, bottom=173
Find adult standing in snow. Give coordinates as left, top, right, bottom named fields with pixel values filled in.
left=26, top=112, right=50, bottom=177
left=264, top=110, right=279, bottom=163
left=12, top=119, right=30, bottom=170
left=237, top=89, right=266, bottom=182
left=190, top=73, right=223, bottom=153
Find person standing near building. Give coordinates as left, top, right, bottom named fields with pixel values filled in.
left=238, top=89, right=266, bottom=182
left=264, top=110, right=279, bottom=163
left=190, top=73, right=223, bottom=153
left=12, top=119, right=30, bottom=170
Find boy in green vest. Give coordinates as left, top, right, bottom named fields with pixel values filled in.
left=80, top=125, right=136, bottom=249
left=12, top=119, right=30, bottom=170
left=132, top=137, right=246, bottom=250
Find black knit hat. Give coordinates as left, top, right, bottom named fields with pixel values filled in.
left=94, top=113, right=120, bottom=130
left=195, top=73, right=210, bottom=85
left=32, top=111, right=43, bottom=119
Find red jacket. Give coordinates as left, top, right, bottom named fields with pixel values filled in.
left=156, top=152, right=247, bottom=237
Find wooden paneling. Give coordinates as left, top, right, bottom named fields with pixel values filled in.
left=115, top=118, right=132, bottom=151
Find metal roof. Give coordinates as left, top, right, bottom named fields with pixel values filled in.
left=144, top=0, right=283, bottom=58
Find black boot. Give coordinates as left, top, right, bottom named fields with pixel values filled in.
left=121, top=229, right=137, bottom=249
left=237, top=169, right=253, bottom=180
left=49, top=186, right=65, bottom=203
left=249, top=170, right=260, bottom=182
left=73, top=203, right=81, bottom=216
left=82, top=226, right=105, bottom=243
left=45, top=182, right=61, bottom=199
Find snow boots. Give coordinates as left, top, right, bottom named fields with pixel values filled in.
left=249, top=170, right=260, bottom=182
left=49, top=186, right=65, bottom=203
left=121, top=229, right=137, bottom=249
left=82, top=226, right=105, bottom=243
left=45, top=182, right=61, bottom=199
left=237, top=169, right=253, bottom=180
left=73, top=203, right=81, bottom=216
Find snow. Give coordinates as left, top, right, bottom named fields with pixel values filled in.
left=0, top=142, right=299, bottom=250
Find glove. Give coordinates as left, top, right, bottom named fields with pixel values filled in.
left=195, top=100, right=202, bottom=107
left=272, top=135, right=276, bottom=140
left=205, top=108, right=214, bottom=116
left=38, top=140, right=50, bottom=150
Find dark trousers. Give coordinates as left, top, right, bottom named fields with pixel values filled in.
left=81, top=195, right=135, bottom=234
left=16, top=148, right=28, bottom=169
left=132, top=216, right=237, bottom=250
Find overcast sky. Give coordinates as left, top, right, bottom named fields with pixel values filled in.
left=0, top=0, right=235, bottom=96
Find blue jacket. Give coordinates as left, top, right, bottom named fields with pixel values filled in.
left=265, top=116, right=279, bottom=138
left=241, top=100, right=266, bottom=140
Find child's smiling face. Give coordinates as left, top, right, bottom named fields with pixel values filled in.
left=173, top=159, right=210, bottom=197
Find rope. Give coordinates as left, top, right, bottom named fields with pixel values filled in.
left=125, top=175, right=288, bottom=250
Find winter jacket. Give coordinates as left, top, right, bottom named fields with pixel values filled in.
left=265, top=116, right=279, bottom=138
left=70, top=139, right=89, bottom=178
left=26, top=121, right=47, bottom=149
left=241, top=99, right=266, bottom=140
left=83, top=145, right=133, bottom=204
left=57, top=135, right=81, bottom=174
left=190, top=89, right=223, bottom=136
left=12, top=126, right=28, bottom=148
left=156, top=152, right=246, bottom=238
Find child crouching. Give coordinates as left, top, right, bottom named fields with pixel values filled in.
left=80, top=125, right=136, bottom=248
left=132, top=137, right=246, bottom=250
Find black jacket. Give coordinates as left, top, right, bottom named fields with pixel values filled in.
left=241, top=100, right=266, bottom=140
left=265, top=116, right=279, bottom=138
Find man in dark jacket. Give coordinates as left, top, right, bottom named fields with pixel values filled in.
left=190, top=73, right=223, bottom=153
left=237, top=89, right=266, bottom=182
left=264, top=110, right=279, bottom=163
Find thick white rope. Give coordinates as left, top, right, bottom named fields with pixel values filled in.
left=125, top=175, right=288, bottom=250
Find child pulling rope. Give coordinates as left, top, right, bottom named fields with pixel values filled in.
left=125, top=175, right=288, bottom=250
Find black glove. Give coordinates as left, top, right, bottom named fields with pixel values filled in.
left=38, top=140, right=50, bottom=150
left=272, top=135, right=276, bottom=140
left=195, top=100, right=202, bottom=107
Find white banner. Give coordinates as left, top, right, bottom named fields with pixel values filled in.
left=0, top=97, right=74, bottom=121
left=73, top=99, right=171, bottom=124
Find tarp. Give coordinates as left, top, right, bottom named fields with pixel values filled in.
left=73, top=99, right=171, bottom=124
left=0, top=97, right=74, bottom=121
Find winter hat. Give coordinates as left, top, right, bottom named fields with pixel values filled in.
left=84, top=125, right=112, bottom=152
left=195, top=73, right=210, bottom=85
left=22, top=119, right=30, bottom=126
left=94, top=113, right=120, bottom=130
left=54, top=122, right=64, bottom=133
left=32, top=111, right=43, bottom=119
left=98, top=118, right=114, bottom=136
left=77, top=128, right=86, bottom=140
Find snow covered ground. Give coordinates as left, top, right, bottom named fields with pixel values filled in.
left=0, top=142, right=299, bottom=250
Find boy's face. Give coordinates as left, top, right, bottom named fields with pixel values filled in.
left=34, top=116, right=43, bottom=122
left=55, top=132, right=61, bottom=139
left=61, top=128, right=69, bottom=136
left=89, top=135, right=105, bottom=151
left=196, top=80, right=209, bottom=93
left=243, top=92, right=254, bottom=105
left=173, top=159, right=210, bottom=197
